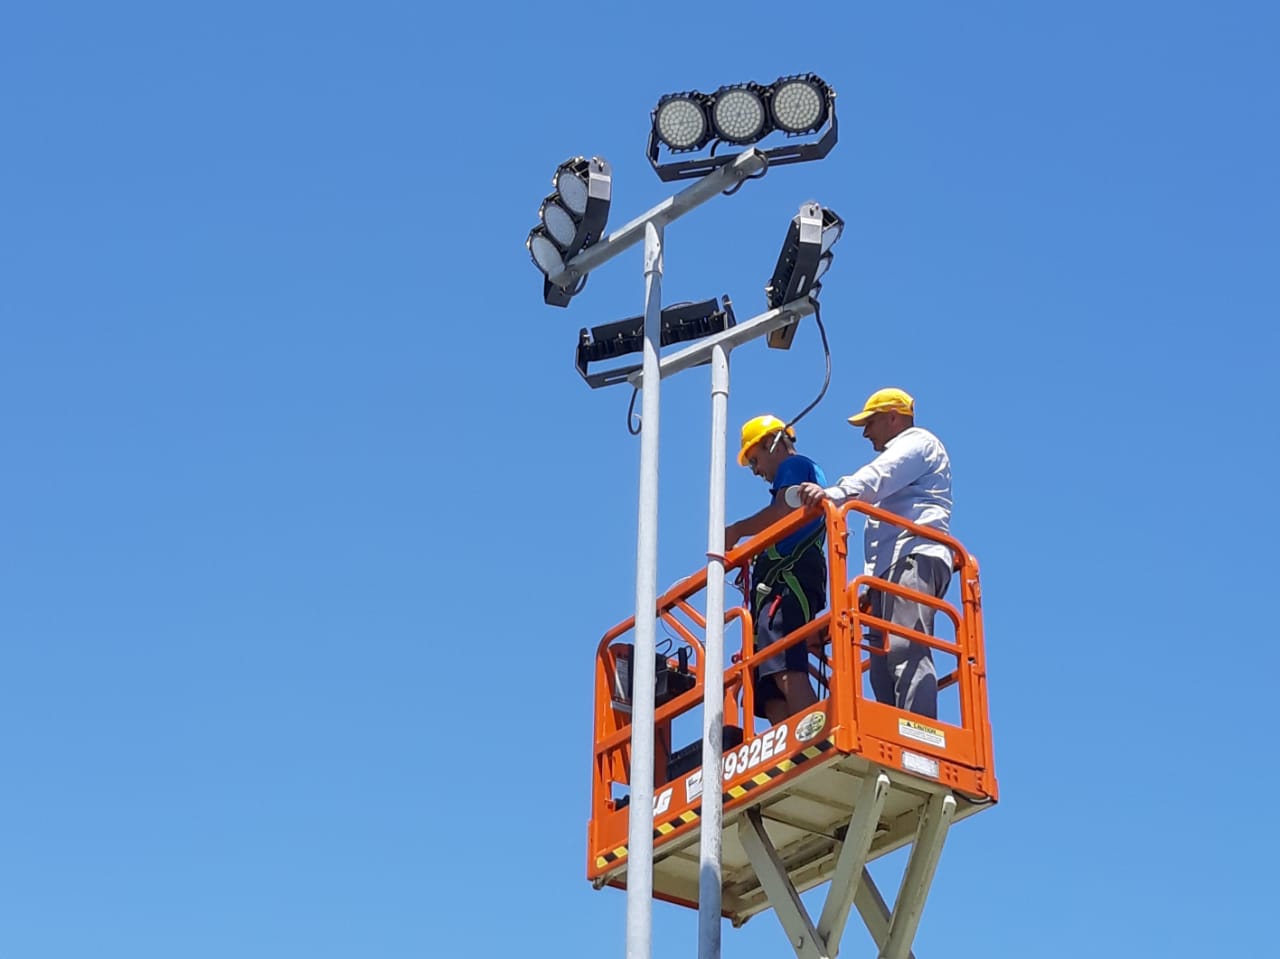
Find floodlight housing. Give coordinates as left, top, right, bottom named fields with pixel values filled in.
left=539, top=194, right=579, bottom=250
left=764, top=201, right=844, bottom=350
left=710, top=83, right=769, bottom=144
left=575, top=297, right=737, bottom=389
left=770, top=74, right=830, bottom=134
left=648, top=74, right=837, bottom=182
left=526, top=155, right=612, bottom=307
left=527, top=230, right=565, bottom=277
left=653, top=92, right=713, bottom=152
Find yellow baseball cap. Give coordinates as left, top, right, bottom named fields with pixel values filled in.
left=847, top=387, right=915, bottom=426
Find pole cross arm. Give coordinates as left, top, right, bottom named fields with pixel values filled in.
left=546, top=150, right=768, bottom=291
left=627, top=296, right=816, bottom=388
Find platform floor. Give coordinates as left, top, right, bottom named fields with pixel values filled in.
left=599, top=751, right=991, bottom=924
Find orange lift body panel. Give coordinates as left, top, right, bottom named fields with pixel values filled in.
left=587, top=500, right=997, bottom=910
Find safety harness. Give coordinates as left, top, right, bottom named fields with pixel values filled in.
left=751, top=524, right=827, bottom=624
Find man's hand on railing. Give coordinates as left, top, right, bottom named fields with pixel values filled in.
left=795, top=481, right=829, bottom=508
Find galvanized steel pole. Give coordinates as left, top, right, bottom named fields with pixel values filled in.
left=626, top=220, right=664, bottom=959
left=698, top=342, right=730, bottom=959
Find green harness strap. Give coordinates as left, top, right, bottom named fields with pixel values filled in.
left=753, top=525, right=826, bottom=622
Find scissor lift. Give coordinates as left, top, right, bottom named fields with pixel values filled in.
left=588, top=500, right=997, bottom=959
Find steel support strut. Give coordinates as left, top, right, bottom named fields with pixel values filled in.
left=877, top=792, right=956, bottom=959
left=735, top=770, right=957, bottom=959
left=817, top=773, right=891, bottom=952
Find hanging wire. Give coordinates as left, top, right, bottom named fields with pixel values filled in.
left=626, top=386, right=642, bottom=435
left=620, top=300, right=696, bottom=437
left=783, top=297, right=832, bottom=432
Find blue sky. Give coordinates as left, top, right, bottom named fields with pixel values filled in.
left=3, top=2, right=1277, bottom=957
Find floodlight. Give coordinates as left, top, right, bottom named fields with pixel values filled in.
left=769, top=74, right=830, bottom=134
left=528, top=230, right=565, bottom=277
left=648, top=74, right=838, bottom=181
left=654, top=93, right=711, bottom=152
left=575, top=297, right=737, bottom=389
left=540, top=195, right=578, bottom=250
left=710, top=84, right=768, bottom=144
left=764, top=201, right=844, bottom=349
left=556, top=165, right=590, bottom=214
left=526, top=156, right=612, bottom=307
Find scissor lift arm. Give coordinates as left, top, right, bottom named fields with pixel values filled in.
left=739, top=771, right=955, bottom=959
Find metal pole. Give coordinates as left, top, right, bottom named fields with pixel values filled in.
left=626, top=220, right=663, bottom=959
left=697, top=342, right=730, bottom=959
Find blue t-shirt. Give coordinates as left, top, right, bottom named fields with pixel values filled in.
left=770, top=454, right=827, bottom=556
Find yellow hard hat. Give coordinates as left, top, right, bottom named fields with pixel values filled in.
left=847, top=387, right=915, bottom=426
left=738, top=414, right=795, bottom=466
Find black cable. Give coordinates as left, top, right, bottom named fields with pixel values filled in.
left=623, top=301, right=698, bottom=436
left=783, top=298, right=832, bottom=433
left=626, top=386, right=642, bottom=435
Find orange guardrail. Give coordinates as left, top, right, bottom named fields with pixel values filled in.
left=587, top=498, right=996, bottom=883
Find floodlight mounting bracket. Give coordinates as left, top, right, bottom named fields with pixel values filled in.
left=648, top=111, right=838, bottom=182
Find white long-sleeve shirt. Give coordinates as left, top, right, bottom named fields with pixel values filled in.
left=822, top=426, right=953, bottom=577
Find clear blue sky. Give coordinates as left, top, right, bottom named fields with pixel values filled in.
left=3, top=3, right=1276, bottom=957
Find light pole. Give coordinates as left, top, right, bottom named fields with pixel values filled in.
left=629, top=301, right=817, bottom=959
left=525, top=74, right=840, bottom=959
left=550, top=151, right=768, bottom=959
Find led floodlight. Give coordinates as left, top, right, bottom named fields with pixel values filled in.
left=647, top=74, right=837, bottom=181
left=710, top=83, right=768, bottom=144
left=770, top=74, right=829, bottom=134
left=575, top=296, right=737, bottom=389
left=526, top=155, right=612, bottom=307
left=654, top=93, right=712, bottom=152
left=764, top=201, right=844, bottom=349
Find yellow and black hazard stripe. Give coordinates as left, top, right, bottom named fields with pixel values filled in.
left=595, top=736, right=834, bottom=869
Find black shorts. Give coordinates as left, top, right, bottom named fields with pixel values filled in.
left=750, top=549, right=825, bottom=716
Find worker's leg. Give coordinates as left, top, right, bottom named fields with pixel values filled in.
left=752, top=611, right=790, bottom=722
left=866, top=589, right=896, bottom=705
left=776, top=669, right=817, bottom=717
left=869, top=555, right=951, bottom=718
left=754, top=588, right=820, bottom=724
left=762, top=692, right=791, bottom=727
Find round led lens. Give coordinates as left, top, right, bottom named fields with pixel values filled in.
left=656, top=97, right=707, bottom=150
left=712, top=88, right=766, bottom=144
left=556, top=168, right=589, bottom=216
left=542, top=200, right=578, bottom=250
left=771, top=79, right=825, bottom=134
left=528, top=231, right=564, bottom=277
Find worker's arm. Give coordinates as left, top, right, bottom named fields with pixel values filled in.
left=825, top=431, right=937, bottom=503
left=725, top=493, right=791, bottom=550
